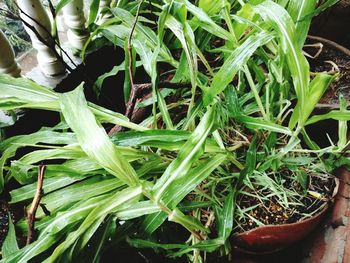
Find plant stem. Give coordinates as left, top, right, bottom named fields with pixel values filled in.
left=142, top=189, right=204, bottom=240
left=108, top=82, right=191, bottom=135
left=124, top=0, right=144, bottom=120
left=266, top=81, right=270, bottom=119
left=26, top=165, right=46, bottom=245
left=243, top=65, right=269, bottom=121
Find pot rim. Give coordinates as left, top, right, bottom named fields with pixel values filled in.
left=230, top=202, right=331, bottom=255
left=232, top=201, right=330, bottom=238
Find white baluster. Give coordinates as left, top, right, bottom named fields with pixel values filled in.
left=98, top=0, right=112, bottom=24
left=0, top=29, right=21, bottom=77
left=62, top=0, right=89, bottom=51
left=17, top=0, right=65, bottom=76
left=56, top=10, right=66, bottom=32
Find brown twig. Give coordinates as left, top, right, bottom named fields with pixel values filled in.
left=108, top=81, right=191, bottom=135
left=26, top=165, right=46, bottom=245
left=307, top=35, right=350, bottom=57
left=124, top=0, right=145, bottom=120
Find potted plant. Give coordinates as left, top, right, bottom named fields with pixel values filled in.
left=0, top=0, right=349, bottom=262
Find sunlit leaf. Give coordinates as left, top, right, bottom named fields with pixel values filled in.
left=204, top=31, right=274, bottom=106
left=59, top=86, right=140, bottom=186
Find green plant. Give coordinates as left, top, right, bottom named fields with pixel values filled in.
left=0, top=0, right=349, bottom=262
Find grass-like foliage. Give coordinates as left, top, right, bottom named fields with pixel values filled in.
left=0, top=0, right=348, bottom=262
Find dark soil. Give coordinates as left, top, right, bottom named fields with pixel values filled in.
left=310, top=2, right=350, bottom=50
left=306, top=39, right=350, bottom=105
left=0, top=202, right=9, bottom=246
left=303, top=38, right=350, bottom=148
left=235, top=173, right=336, bottom=233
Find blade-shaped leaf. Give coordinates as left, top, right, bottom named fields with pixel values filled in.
left=35, top=176, right=123, bottom=218
left=1, top=214, right=19, bottom=258
left=111, top=130, right=190, bottom=146
left=287, top=0, right=317, bottom=48
left=165, top=14, right=198, bottom=89
left=237, top=116, right=292, bottom=136
left=152, top=105, right=216, bottom=200
left=1, top=194, right=110, bottom=263
left=204, top=31, right=274, bottom=106
left=255, top=0, right=310, bottom=128
left=48, top=186, right=142, bottom=261
left=338, top=94, right=348, bottom=148
left=10, top=174, right=87, bottom=203
left=88, top=0, right=101, bottom=25
left=306, top=110, right=350, bottom=125
left=55, top=0, right=73, bottom=13
left=184, top=0, right=234, bottom=42
left=142, top=154, right=226, bottom=234
left=116, top=201, right=161, bottom=220
left=59, top=86, right=140, bottom=186
left=217, top=191, right=234, bottom=240
left=0, top=75, right=146, bottom=131
left=289, top=73, right=335, bottom=128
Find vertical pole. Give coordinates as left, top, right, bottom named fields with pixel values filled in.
left=17, top=0, right=65, bottom=76
left=56, top=10, right=66, bottom=32
left=62, top=0, right=90, bottom=51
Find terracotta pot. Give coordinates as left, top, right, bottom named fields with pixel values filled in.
left=304, top=37, right=350, bottom=148
left=307, top=35, right=350, bottom=108
left=231, top=204, right=330, bottom=254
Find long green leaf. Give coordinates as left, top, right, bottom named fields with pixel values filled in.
left=0, top=130, right=76, bottom=191
left=59, top=86, right=140, bottom=186
left=48, top=186, right=142, bottom=261
left=204, top=31, right=274, bottom=106
left=302, top=0, right=340, bottom=20
left=289, top=73, right=335, bottom=128
left=142, top=154, right=226, bottom=234
left=237, top=115, right=292, bottom=135
left=0, top=75, right=146, bottom=131
left=338, top=94, right=348, bottom=148
left=165, top=14, right=198, bottom=89
left=55, top=0, right=73, bottom=13
left=116, top=201, right=161, bottom=220
left=111, top=130, right=190, bottom=146
left=1, top=194, right=110, bottom=263
left=109, top=7, right=178, bottom=67
left=35, top=176, right=123, bottom=218
left=287, top=0, right=317, bottom=48
left=306, top=110, right=350, bottom=125
left=232, top=3, right=258, bottom=40
left=184, top=0, right=234, bottom=42
left=88, top=0, right=101, bottom=25
left=152, top=105, right=216, bottom=200
left=10, top=174, right=87, bottom=203
left=217, top=191, right=234, bottom=240
left=1, top=215, right=19, bottom=258
left=255, top=0, right=310, bottom=126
